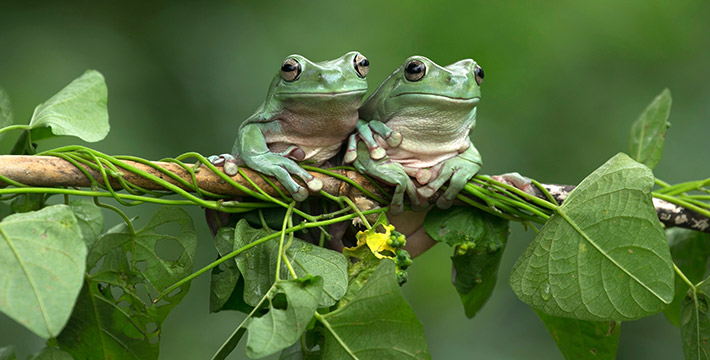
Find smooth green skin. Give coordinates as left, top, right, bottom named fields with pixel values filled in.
left=348, top=56, right=483, bottom=214
left=227, top=52, right=369, bottom=201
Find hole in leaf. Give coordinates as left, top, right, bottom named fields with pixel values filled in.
left=135, top=283, right=153, bottom=304
left=145, top=322, right=158, bottom=334
left=155, top=237, right=183, bottom=262
left=154, top=222, right=181, bottom=237
left=135, top=260, right=148, bottom=272
left=271, top=293, right=288, bottom=310
left=375, top=224, right=387, bottom=234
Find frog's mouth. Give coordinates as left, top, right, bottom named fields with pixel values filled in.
left=276, top=89, right=367, bottom=97
left=392, top=93, right=480, bottom=103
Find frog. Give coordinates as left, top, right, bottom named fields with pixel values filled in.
left=345, top=55, right=485, bottom=214
left=211, top=51, right=374, bottom=201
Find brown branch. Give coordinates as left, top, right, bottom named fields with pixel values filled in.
left=0, top=155, right=707, bottom=234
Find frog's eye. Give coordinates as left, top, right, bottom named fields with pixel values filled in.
left=281, top=58, right=302, bottom=82
left=354, top=54, right=370, bottom=78
left=474, top=65, right=484, bottom=86
left=404, top=60, right=426, bottom=82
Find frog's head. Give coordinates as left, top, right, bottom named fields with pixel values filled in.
left=269, top=51, right=369, bottom=99
left=362, top=56, right=483, bottom=119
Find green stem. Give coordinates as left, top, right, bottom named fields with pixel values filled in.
left=275, top=202, right=296, bottom=282
left=674, top=263, right=696, bottom=293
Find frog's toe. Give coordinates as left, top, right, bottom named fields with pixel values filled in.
left=370, top=147, right=386, bottom=160
left=389, top=199, right=404, bottom=215
left=417, top=186, right=436, bottom=199
left=415, top=169, right=433, bottom=185
left=493, top=172, right=535, bottom=195
left=435, top=196, right=454, bottom=209
left=292, top=187, right=309, bottom=202
left=223, top=158, right=239, bottom=176
left=306, top=177, right=323, bottom=192
left=343, top=149, right=357, bottom=163
left=386, top=131, right=403, bottom=147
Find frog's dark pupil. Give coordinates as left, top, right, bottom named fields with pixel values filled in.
left=406, top=62, right=424, bottom=74
left=475, top=66, right=484, bottom=79
left=360, top=59, right=369, bottom=67
left=282, top=63, right=296, bottom=72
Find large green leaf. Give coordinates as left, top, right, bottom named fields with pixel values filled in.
left=0, top=87, right=14, bottom=141
left=510, top=153, right=674, bottom=321
left=536, top=310, right=620, bottom=359
left=233, top=220, right=347, bottom=307
left=628, top=89, right=671, bottom=169
left=424, top=206, right=509, bottom=318
left=665, top=229, right=710, bottom=327
left=681, top=279, right=710, bottom=360
left=58, top=207, right=196, bottom=359
left=210, top=227, right=241, bottom=312
left=57, top=280, right=159, bottom=360
left=321, top=261, right=431, bottom=359
left=0, top=205, right=86, bottom=338
left=28, top=70, right=109, bottom=142
left=246, top=277, right=323, bottom=358
left=69, top=198, right=104, bottom=248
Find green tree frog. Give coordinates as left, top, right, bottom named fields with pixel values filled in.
left=346, top=56, right=484, bottom=214
left=211, top=52, right=372, bottom=201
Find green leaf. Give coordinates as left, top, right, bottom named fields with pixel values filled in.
left=88, top=206, right=196, bottom=292
left=0, top=205, right=86, bottom=338
left=57, top=280, right=160, bottom=360
left=233, top=220, right=347, bottom=307
left=0, top=346, right=16, bottom=360
left=628, top=88, right=671, bottom=169
left=28, top=70, right=109, bottom=142
left=424, top=206, right=485, bottom=247
left=510, top=153, right=674, bottom=321
left=210, top=227, right=241, bottom=312
left=0, top=87, right=14, bottom=141
left=246, top=277, right=323, bottom=358
left=681, top=279, right=710, bottom=360
left=58, top=207, right=196, bottom=359
left=69, top=198, right=104, bottom=248
left=536, top=310, right=620, bottom=360
left=321, top=261, right=431, bottom=359
left=665, top=229, right=710, bottom=327
left=27, top=347, right=73, bottom=360
left=425, top=206, right=509, bottom=318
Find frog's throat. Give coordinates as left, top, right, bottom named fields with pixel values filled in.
left=275, top=89, right=367, bottom=97
left=390, top=93, right=480, bottom=103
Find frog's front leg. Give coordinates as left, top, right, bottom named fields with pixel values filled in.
left=237, top=123, right=322, bottom=201
left=417, top=143, right=482, bottom=209
left=353, top=142, right=421, bottom=215
left=344, top=119, right=402, bottom=163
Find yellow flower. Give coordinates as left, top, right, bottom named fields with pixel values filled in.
left=352, top=224, right=397, bottom=259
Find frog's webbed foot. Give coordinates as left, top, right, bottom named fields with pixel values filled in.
left=491, top=172, right=535, bottom=196
left=416, top=156, right=481, bottom=209
left=353, top=143, right=418, bottom=215
left=243, top=152, right=322, bottom=202
left=344, top=120, right=402, bottom=163
left=208, top=153, right=240, bottom=176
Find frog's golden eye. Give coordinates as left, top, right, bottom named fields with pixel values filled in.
left=281, top=58, right=302, bottom=82
left=354, top=53, right=370, bottom=78
left=474, top=65, right=484, bottom=86
left=404, top=60, right=426, bottom=82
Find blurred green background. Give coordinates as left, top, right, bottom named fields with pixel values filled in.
left=1, top=1, right=708, bottom=359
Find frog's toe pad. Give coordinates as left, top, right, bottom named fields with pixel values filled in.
left=223, top=159, right=239, bottom=176
left=370, top=147, right=386, bottom=160
left=386, top=131, right=403, bottom=147
left=306, top=177, right=323, bottom=192
left=292, top=187, right=309, bottom=202
left=417, top=186, right=436, bottom=198
left=343, top=150, right=357, bottom=163
left=436, top=196, right=454, bottom=209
